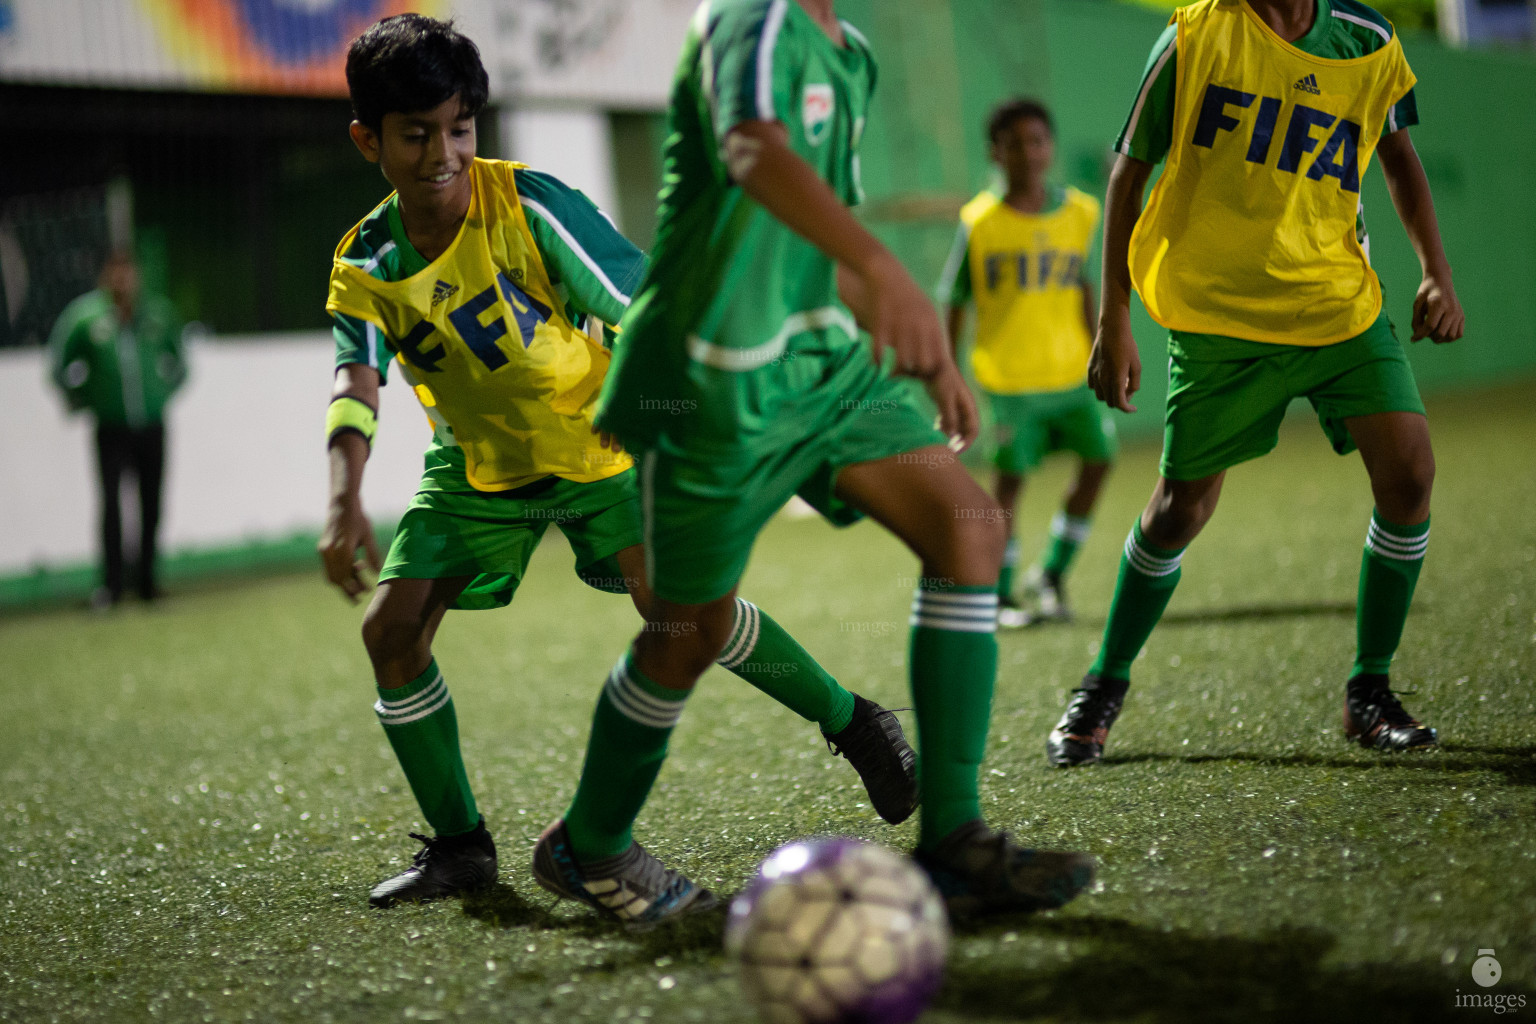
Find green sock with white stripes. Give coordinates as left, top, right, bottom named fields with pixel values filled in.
left=716, top=598, right=855, bottom=734
left=909, top=582, right=998, bottom=850
left=1091, top=521, right=1186, bottom=681
left=998, top=537, right=1022, bottom=599
left=1354, top=511, right=1429, bottom=676
left=1041, top=511, right=1093, bottom=578
left=375, top=658, right=479, bottom=837
left=563, top=651, right=691, bottom=860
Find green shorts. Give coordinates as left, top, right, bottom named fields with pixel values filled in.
left=1162, top=311, right=1425, bottom=481
left=986, top=384, right=1118, bottom=475
left=379, top=446, right=642, bottom=610
left=638, top=346, right=947, bottom=605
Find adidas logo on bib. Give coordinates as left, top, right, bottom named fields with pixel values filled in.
left=1293, top=73, right=1321, bottom=95
left=431, top=280, right=459, bottom=308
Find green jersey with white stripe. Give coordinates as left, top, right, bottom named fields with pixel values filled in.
left=596, top=0, right=877, bottom=447
left=1115, top=0, right=1417, bottom=251
left=332, top=167, right=645, bottom=469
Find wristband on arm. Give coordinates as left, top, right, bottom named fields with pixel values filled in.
left=326, top=395, right=378, bottom=449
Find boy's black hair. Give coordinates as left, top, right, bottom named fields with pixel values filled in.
left=346, top=14, right=490, bottom=131
left=987, top=98, right=1054, bottom=143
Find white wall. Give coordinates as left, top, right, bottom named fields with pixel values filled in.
left=500, top=107, right=620, bottom=219
left=0, top=335, right=430, bottom=575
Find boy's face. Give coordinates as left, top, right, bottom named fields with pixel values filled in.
left=991, top=115, right=1054, bottom=186
left=350, top=94, right=476, bottom=220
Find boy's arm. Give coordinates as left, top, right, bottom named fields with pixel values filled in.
left=1080, top=279, right=1097, bottom=342
left=1089, top=154, right=1156, bottom=413
left=318, top=361, right=382, bottom=602
left=945, top=306, right=967, bottom=363
left=726, top=121, right=977, bottom=445
left=1375, top=129, right=1464, bottom=344
left=727, top=121, right=947, bottom=381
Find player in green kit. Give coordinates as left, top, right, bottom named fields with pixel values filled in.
left=319, top=14, right=918, bottom=909
left=1045, top=0, right=1464, bottom=767
left=531, top=0, right=1096, bottom=925
left=940, top=99, right=1116, bottom=628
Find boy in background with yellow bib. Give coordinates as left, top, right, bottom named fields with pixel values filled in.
left=940, top=99, right=1116, bottom=628
left=1046, top=0, right=1464, bottom=767
left=317, top=15, right=918, bottom=915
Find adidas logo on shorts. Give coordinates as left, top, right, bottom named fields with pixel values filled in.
left=1293, top=73, right=1321, bottom=95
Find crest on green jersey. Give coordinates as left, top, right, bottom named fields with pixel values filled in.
left=803, top=83, right=834, bottom=146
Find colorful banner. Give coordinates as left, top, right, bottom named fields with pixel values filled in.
left=140, top=0, right=448, bottom=94
left=0, top=0, right=449, bottom=95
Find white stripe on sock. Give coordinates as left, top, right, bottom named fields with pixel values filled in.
left=910, top=591, right=997, bottom=633
left=716, top=598, right=761, bottom=669
left=1124, top=531, right=1182, bottom=577
left=604, top=660, right=685, bottom=729
left=375, top=672, right=447, bottom=719
left=1366, top=521, right=1428, bottom=561
left=375, top=674, right=452, bottom=727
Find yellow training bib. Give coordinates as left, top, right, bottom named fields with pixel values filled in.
left=962, top=187, right=1100, bottom=394
left=326, top=159, right=630, bottom=491
left=1129, top=0, right=1415, bottom=345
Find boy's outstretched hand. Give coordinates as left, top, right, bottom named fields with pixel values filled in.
left=1088, top=310, right=1141, bottom=414
left=1411, top=272, right=1464, bottom=343
left=318, top=494, right=380, bottom=603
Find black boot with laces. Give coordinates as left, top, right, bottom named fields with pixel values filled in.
left=369, top=817, right=497, bottom=908
left=824, top=694, right=919, bottom=824
left=1046, top=674, right=1129, bottom=767
left=1344, top=674, right=1437, bottom=751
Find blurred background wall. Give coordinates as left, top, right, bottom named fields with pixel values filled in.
left=1, top=0, right=1532, bottom=600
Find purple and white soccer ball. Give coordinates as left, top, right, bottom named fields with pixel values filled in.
left=726, top=838, right=950, bottom=1024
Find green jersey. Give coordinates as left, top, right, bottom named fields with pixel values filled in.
left=597, top=0, right=876, bottom=446
left=48, top=289, right=186, bottom=428
left=1115, top=0, right=1418, bottom=253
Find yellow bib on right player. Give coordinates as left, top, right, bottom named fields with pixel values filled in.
left=964, top=187, right=1100, bottom=394
left=1129, top=0, right=1415, bottom=345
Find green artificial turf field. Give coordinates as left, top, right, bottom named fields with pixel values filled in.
left=3, top=383, right=1533, bottom=1024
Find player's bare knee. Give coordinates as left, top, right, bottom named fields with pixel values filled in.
left=360, top=603, right=425, bottom=667
left=1376, top=449, right=1435, bottom=521
left=942, top=502, right=1008, bottom=579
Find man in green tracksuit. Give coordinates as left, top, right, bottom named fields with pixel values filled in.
left=48, top=249, right=187, bottom=606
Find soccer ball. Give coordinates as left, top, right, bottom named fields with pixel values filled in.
left=726, top=838, right=950, bottom=1024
